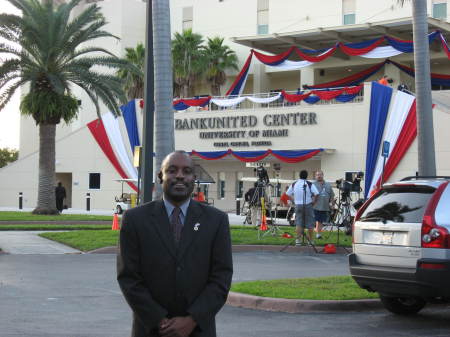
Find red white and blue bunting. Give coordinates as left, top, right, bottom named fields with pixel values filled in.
left=225, top=30, right=447, bottom=96
left=191, top=149, right=323, bottom=163
left=365, top=82, right=420, bottom=198
left=87, top=100, right=143, bottom=191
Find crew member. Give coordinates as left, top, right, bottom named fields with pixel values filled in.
left=287, top=170, right=319, bottom=246
left=312, top=170, right=335, bottom=239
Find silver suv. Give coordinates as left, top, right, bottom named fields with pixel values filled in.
left=349, top=176, right=450, bottom=315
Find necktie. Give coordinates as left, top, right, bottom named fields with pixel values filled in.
left=170, top=207, right=183, bottom=243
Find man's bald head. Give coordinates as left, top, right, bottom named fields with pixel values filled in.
left=161, top=151, right=194, bottom=171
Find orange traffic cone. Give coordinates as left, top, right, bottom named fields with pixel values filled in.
left=112, top=213, right=120, bottom=230
left=260, top=214, right=268, bottom=231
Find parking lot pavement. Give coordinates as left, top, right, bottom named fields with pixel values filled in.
left=2, top=252, right=449, bottom=337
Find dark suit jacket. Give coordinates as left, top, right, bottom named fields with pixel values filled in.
left=117, top=199, right=233, bottom=337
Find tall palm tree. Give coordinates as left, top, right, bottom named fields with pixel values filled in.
left=397, top=0, right=436, bottom=175
left=152, top=0, right=174, bottom=199
left=0, top=0, right=128, bottom=214
left=204, top=37, right=238, bottom=96
left=117, top=43, right=145, bottom=100
left=172, top=29, right=205, bottom=98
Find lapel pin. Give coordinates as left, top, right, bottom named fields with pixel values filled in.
left=194, top=223, right=200, bottom=231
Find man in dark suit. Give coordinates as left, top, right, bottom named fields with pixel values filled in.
left=117, top=151, right=233, bottom=337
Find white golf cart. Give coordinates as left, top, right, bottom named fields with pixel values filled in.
left=114, top=178, right=138, bottom=214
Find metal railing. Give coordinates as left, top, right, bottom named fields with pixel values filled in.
left=175, top=86, right=365, bottom=113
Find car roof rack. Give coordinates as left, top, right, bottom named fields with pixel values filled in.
left=401, top=176, right=450, bottom=181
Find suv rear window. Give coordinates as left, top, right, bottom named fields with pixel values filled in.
left=359, top=185, right=435, bottom=223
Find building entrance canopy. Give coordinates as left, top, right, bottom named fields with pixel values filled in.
left=231, top=17, right=450, bottom=56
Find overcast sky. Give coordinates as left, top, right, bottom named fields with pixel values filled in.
left=0, top=0, right=20, bottom=149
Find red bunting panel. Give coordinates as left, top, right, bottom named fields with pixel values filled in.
left=173, top=96, right=211, bottom=107
left=252, top=47, right=296, bottom=64
left=280, top=91, right=312, bottom=103
left=338, top=37, right=385, bottom=56
left=295, top=46, right=337, bottom=62
left=311, top=89, right=344, bottom=100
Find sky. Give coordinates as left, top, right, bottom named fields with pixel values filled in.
left=0, top=0, right=20, bottom=149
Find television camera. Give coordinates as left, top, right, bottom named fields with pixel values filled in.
left=254, top=164, right=270, bottom=185
left=335, top=171, right=364, bottom=200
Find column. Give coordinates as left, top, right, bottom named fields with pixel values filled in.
left=300, top=67, right=315, bottom=90
left=253, top=63, right=270, bottom=94
left=384, top=63, right=402, bottom=90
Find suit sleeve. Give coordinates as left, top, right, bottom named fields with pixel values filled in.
left=117, top=211, right=168, bottom=333
left=187, top=211, right=233, bottom=331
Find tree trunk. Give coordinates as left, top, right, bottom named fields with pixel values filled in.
left=182, top=84, right=189, bottom=99
left=33, top=123, right=58, bottom=214
left=153, top=0, right=174, bottom=199
left=412, top=0, right=436, bottom=175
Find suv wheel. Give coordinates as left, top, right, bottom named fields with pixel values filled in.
left=379, top=295, right=426, bottom=315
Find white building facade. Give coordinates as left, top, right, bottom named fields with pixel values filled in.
left=1, top=0, right=450, bottom=213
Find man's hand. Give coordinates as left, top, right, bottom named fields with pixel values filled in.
left=159, top=316, right=197, bottom=337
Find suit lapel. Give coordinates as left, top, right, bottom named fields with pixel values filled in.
left=177, top=200, right=203, bottom=259
left=150, top=200, right=177, bottom=259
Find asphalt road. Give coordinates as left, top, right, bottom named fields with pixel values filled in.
left=1, top=252, right=449, bottom=337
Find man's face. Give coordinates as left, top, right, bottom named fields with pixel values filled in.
left=315, top=171, right=324, bottom=182
left=160, top=153, right=195, bottom=203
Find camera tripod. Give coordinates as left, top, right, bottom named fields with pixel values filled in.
left=327, top=188, right=352, bottom=253
left=247, top=181, right=281, bottom=238
left=280, top=181, right=318, bottom=253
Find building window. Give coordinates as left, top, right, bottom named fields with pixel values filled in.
left=182, top=6, right=193, bottom=31
left=433, top=1, right=447, bottom=19
left=89, top=173, right=101, bottom=190
left=257, top=0, right=269, bottom=35
left=236, top=181, right=243, bottom=198
left=218, top=172, right=225, bottom=199
left=342, top=0, right=355, bottom=25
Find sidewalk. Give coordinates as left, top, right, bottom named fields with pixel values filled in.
left=0, top=231, right=81, bottom=254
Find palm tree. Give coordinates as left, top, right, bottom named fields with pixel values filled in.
left=117, top=43, right=145, bottom=100
left=0, top=0, right=128, bottom=214
left=397, top=0, right=436, bottom=175
left=172, top=29, right=205, bottom=98
left=152, top=0, right=174, bottom=199
left=204, top=37, right=238, bottom=96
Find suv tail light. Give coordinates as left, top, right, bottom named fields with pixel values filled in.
left=422, top=182, right=450, bottom=249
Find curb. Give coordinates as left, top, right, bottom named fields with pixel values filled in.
left=87, top=245, right=351, bottom=254
left=226, top=291, right=382, bottom=313
left=0, top=220, right=111, bottom=225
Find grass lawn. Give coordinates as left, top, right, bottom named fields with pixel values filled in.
left=0, top=211, right=112, bottom=222
left=231, top=226, right=352, bottom=247
left=0, top=224, right=111, bottom=231
left=39, top=230, right=119, bottom=251
left=231, top=276, right=378, bottom=300
left=38, top=226, right=351, bottom=252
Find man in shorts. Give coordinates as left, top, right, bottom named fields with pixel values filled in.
left=312, top=170, right=335, bottom=239
left=287, top=170, right=318, bottom=245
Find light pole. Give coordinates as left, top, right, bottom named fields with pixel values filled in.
left=412, top=0, right=436, bottom=176
left=141, top=0, right=154, bottom=203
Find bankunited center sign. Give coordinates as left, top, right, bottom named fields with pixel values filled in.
left=175, top=112, right=317, bottom=148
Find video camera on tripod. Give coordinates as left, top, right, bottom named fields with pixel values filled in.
left=254, top=164, right=270, bottom=186
left=335, top=171, right=364, bottom=200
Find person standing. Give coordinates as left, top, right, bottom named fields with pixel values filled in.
left=287, top=170, right=319, bottom=246
left=245, top=182, right=262, bottom=226
left=312, top=170, right=335, bottom=239
left=55, top=182, right=66, bottom=213
left=117, top=151, right=233, bottom=337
